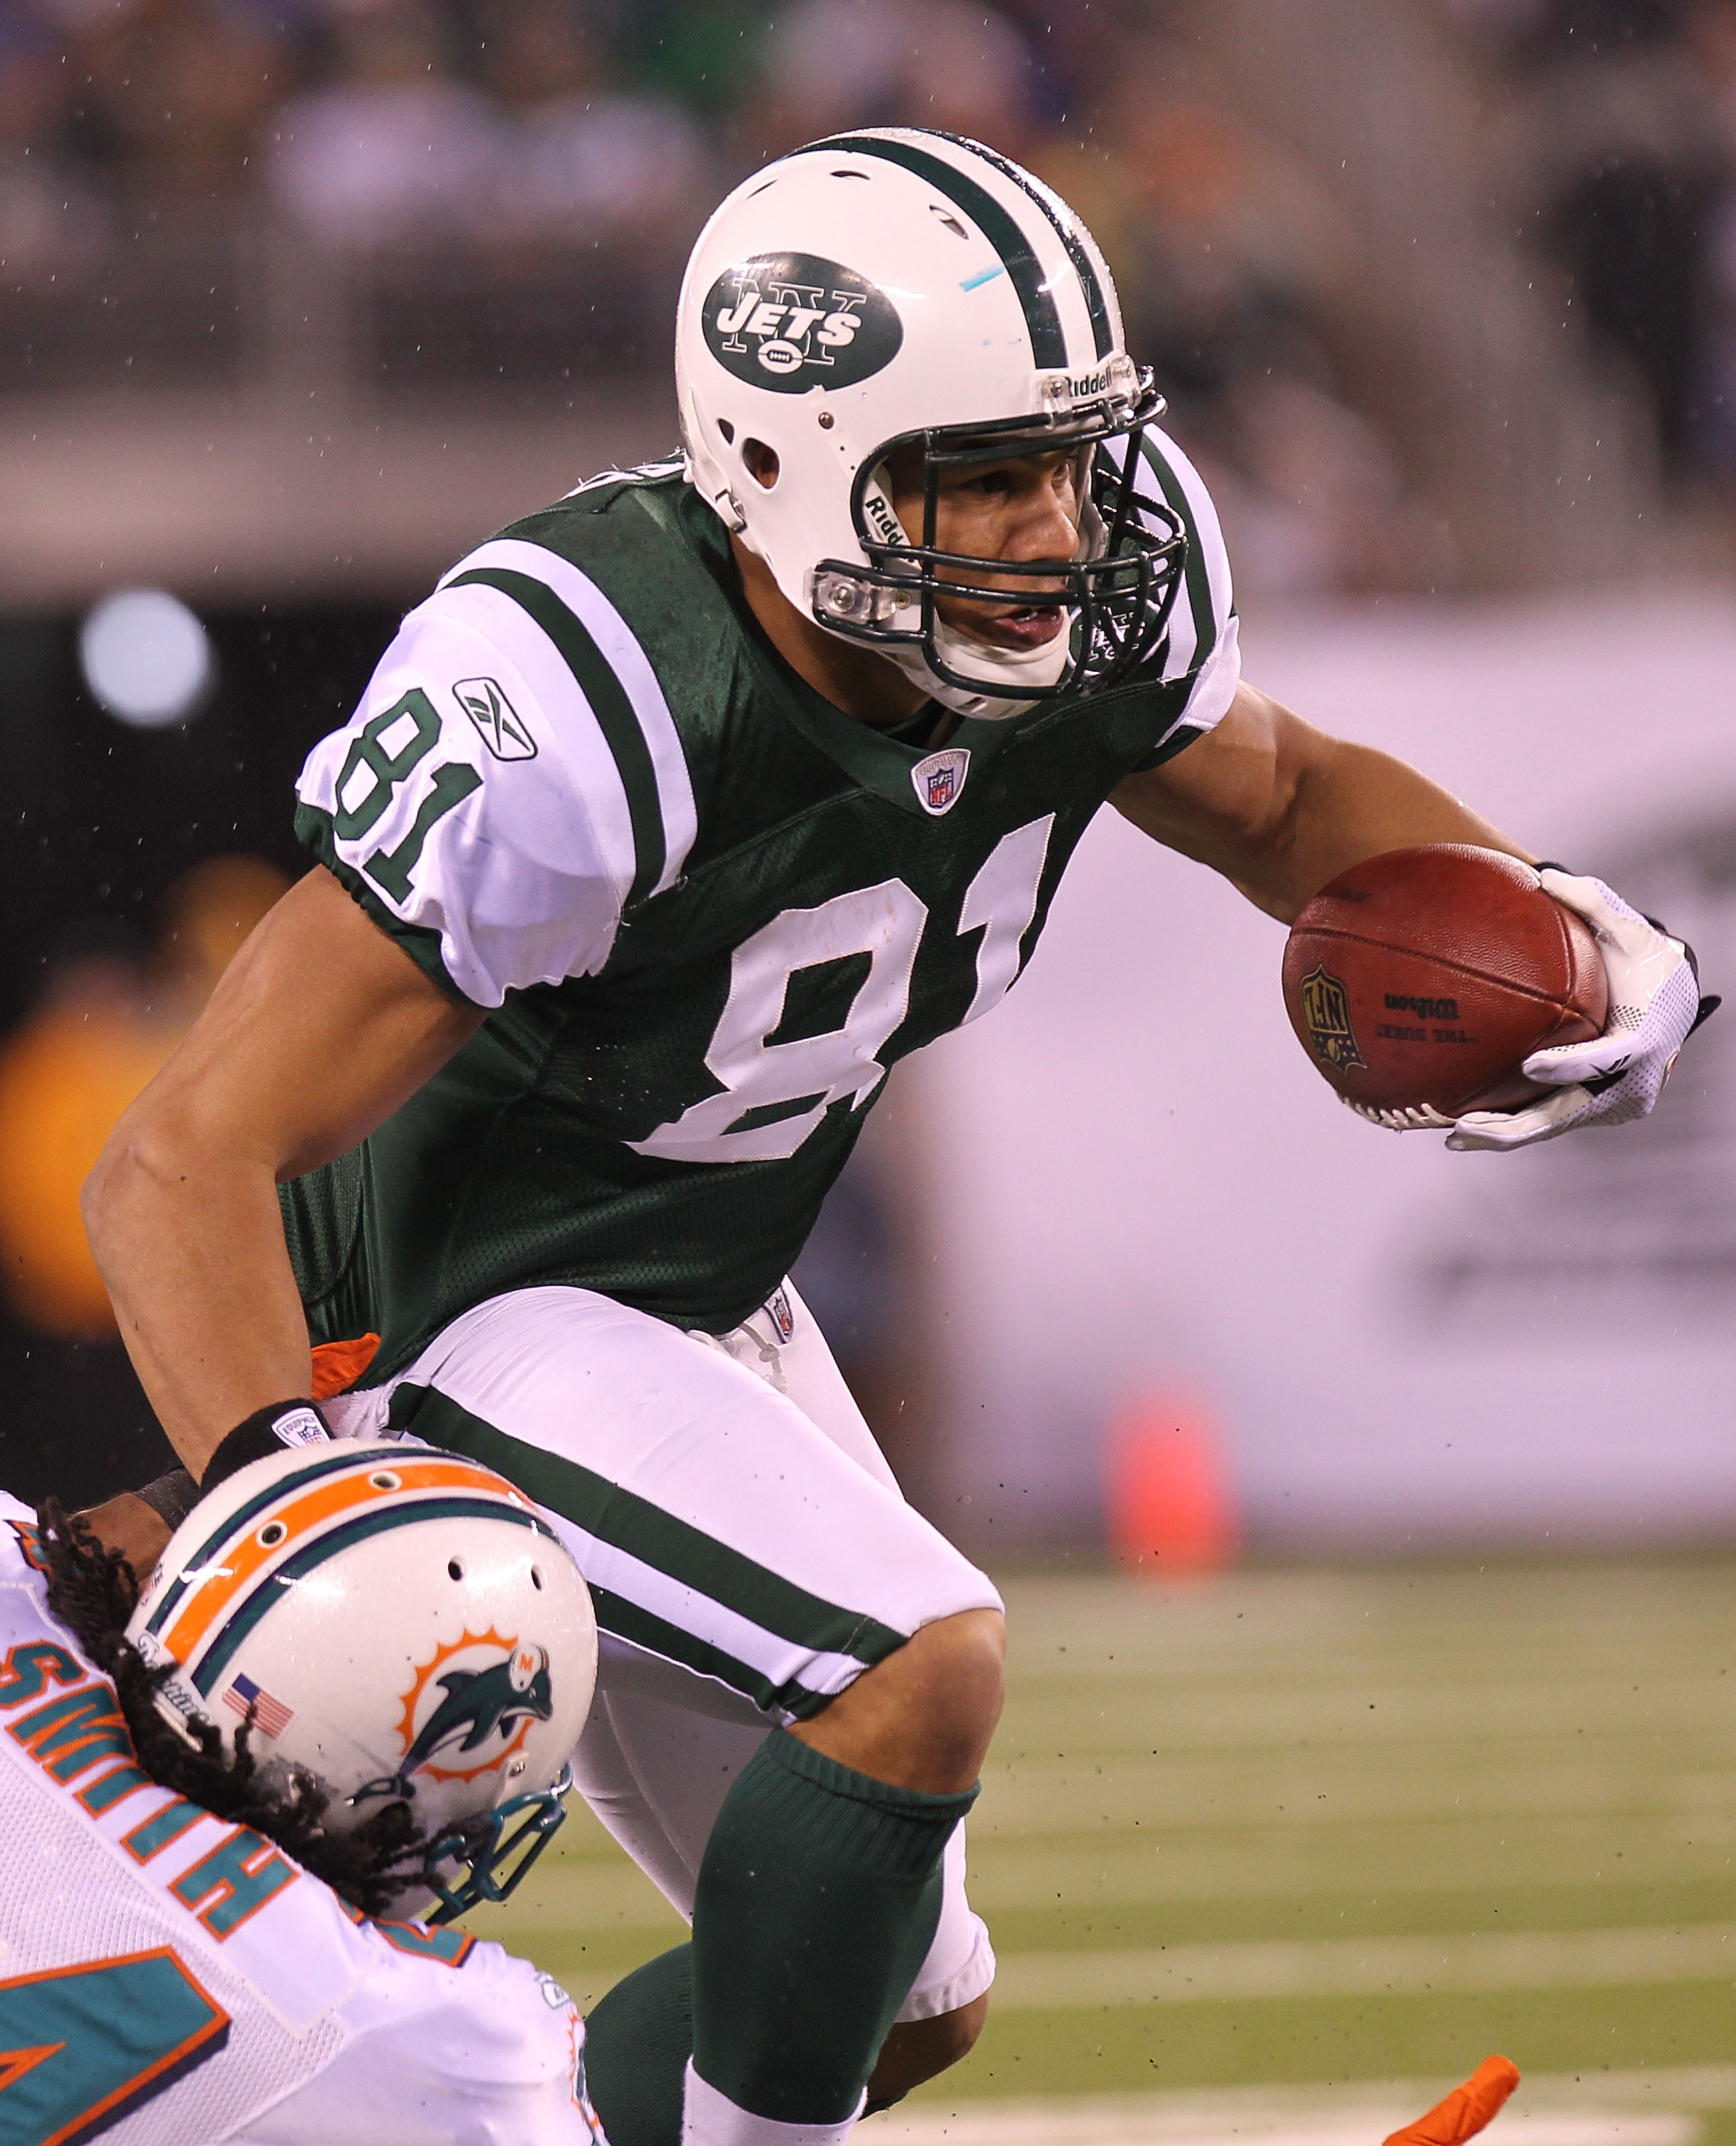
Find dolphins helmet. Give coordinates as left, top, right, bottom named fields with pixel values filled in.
left=676, top=127, right=1187, bottom=721
left=127, top=1441, right=597, bottom=1920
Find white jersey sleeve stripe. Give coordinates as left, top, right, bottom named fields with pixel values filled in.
left=419, top=578, right=640, bottom=907
left=1138, top=427, right=1241, bottom=737
left=296, top=587, right=637, bottom=1005
left=442, top=537, right=698, bottom=900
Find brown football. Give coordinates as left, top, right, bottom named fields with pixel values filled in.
left=1282, top=845, right=1609, bottom=1115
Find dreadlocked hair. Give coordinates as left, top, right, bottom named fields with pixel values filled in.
left=37, top=1498, right=429, bottom=1920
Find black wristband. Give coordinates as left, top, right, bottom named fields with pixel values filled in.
left=133, top=1469, right=200, bottom=1532
left=201, top=1400, right=330, bottom=1490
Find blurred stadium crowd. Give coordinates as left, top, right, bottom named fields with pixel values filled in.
left=1456, top=0, right=1736, bottom=484
left=9, top=0, right=1735, bottom=591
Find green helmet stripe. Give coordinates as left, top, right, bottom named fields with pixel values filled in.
left=925, top=129, right=1114, bottom=361
left=806, top=133, right=1069, bottom=370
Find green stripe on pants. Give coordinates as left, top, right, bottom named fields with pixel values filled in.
left=388, top=1382, right=910, bottom=1715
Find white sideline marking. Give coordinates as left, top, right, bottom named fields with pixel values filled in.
left=883, top=2115, right=1684, bottom=2146
left=989, top=1923, right=1736, bottom=2009
left=880, top=2074, right=1725, bottom=2146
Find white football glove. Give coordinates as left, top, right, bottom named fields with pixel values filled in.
left=1341, top=869, right=1717, bottom=1150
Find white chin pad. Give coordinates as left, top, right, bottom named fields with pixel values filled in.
left=881, top=612, right=1074, bottom=721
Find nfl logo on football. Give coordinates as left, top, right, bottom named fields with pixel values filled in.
left=1299, top=964, right=1366, bottom=1070
left=911, top=747, right=970, bottom=818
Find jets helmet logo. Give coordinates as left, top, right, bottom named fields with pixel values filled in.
left=455, top=676, right=537, bottom=762
left=1298, top=964, right=1366, bottom=1070
left=703, top=252, right=902, bottom=394
left=358, top=1630, right=555, bottom=1801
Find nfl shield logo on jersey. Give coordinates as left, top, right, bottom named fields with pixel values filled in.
left=912, top=747, right=970, bottom=818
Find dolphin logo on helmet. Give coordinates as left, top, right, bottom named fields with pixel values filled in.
left=127, top=1442, right=599, bottom=1922
left=357, top=1642, right=555, bottom=1803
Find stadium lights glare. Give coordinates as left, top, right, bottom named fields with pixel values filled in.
left=79, top=588, right=216, bottom=729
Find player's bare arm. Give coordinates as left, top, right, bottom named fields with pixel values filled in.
left=742, top=430, right=1534, bottom=928
left=1111, top=678, right=1535, bottom=923
left=84, top=867, right=482, bottom=1475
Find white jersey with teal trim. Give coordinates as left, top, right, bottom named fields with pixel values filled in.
left=0, top=1496, right=603, bottom=2146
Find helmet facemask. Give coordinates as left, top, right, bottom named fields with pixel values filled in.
left=810, top=374, right=1187, bottom=720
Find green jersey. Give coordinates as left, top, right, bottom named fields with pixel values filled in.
left=287, top=446, right=1238, bottom=1373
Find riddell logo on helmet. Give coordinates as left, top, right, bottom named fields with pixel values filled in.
left=862, top=490, right=903, bottom=546
left=704, top=252, right=902, bottom=394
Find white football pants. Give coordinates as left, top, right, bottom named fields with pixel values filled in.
left=324, top=1279, right=1000, bottom=2023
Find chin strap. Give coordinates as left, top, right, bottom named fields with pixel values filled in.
left=879, top=616, right=1074, bottom=722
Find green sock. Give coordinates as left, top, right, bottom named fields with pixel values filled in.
left=691, top=1730, right=977, bottom=2125
left=585, top=1944, right=694, bottom=2146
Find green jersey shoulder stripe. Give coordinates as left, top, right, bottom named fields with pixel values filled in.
left=810, top=131, right=1069, bottom=368
left=447, top=564, right=666, bottom=908
left=439, top=536, right=697, bottom=906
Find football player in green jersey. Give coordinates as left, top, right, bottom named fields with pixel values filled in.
left=84, top=131, right=1710, bottom=2146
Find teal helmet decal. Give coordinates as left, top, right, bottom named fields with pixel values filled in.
left=359, top=1640, right=555, bottom=1804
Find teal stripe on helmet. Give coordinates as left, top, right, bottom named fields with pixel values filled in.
left=141, top=1445, right=407, bottom=1642
left=189, top=1495, right=554, bottom=1699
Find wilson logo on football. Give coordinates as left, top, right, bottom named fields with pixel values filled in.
left=356, top=1629, right=555, bottom=1802
left=703, top=251, right=902, bottom=394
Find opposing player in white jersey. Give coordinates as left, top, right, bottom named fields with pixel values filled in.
left=0, top=1451, right=627, bottom=2146
left=85, top=129, right=1713, bottom=2146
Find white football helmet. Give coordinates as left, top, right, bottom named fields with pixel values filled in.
left=127, top=1441, right=597, bottom=1919
left=676, top=127, right=1186, bottom=719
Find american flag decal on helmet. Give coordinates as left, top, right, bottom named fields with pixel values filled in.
left=223, top=1671, right=295, bottom=1739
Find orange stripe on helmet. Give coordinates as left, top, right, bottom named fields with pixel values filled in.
left=159, top=1456, right=532, bottom=1666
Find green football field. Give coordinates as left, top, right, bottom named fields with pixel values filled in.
left=461, top=1559, right=1736, bottom=2140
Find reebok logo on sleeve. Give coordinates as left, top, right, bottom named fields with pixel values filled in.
left=455, top=678, right=538, bottom=762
